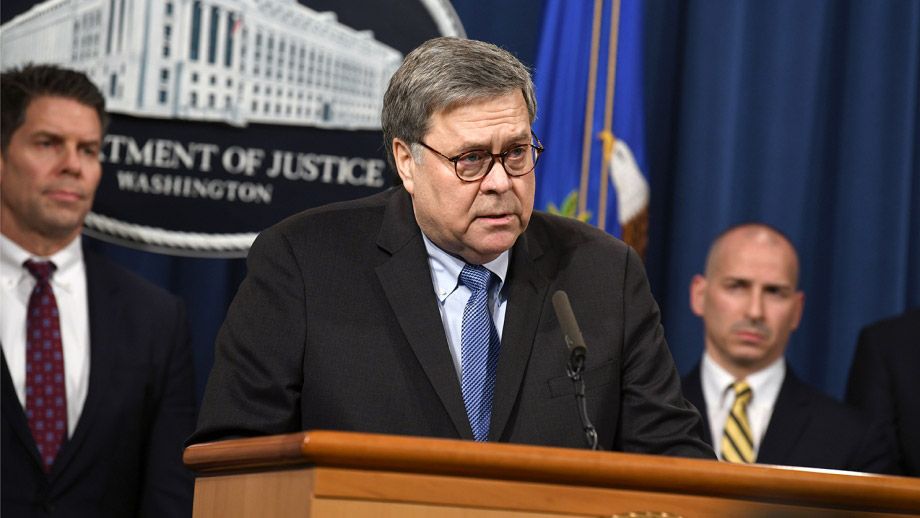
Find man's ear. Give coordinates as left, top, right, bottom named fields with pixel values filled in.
left=790, top=291, right=805, bottom=331
left=689, top=274, right=707, bottom=317
left=392, top=139, right=416, bottom=194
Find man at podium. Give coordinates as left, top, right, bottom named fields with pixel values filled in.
left=191, top=37, right=713, bottom=459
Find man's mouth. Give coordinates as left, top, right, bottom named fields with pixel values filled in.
left=478, top=213, right=514, bottom=223
left=735, top=331, right=764, bottom=342
left=45, top=189, right=84, bottom=203
left=734, top=329, right=767, bottom=343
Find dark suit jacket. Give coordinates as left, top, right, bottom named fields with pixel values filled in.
left=846, top=308, right=920, bottom=476
left=1, top=247, right=196, bottom=517
left=192, top=187, right=712, bottom=458
left=682, top=363, right=896, bottom=473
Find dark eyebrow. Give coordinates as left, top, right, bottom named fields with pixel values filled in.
left=722, top=276, right=795, bottom=294
left=453, top=132, right=532, bottom=155
left=32, top=130, right=100, bottom=148
left=763, top=283, right=795, bottom=295
left=31, top=130, right=63, bottom=141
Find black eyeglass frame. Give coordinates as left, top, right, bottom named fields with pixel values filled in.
left=416, top=131, right=545, bottom=183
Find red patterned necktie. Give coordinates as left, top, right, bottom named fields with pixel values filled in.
left=24, top=260, right=67, bottom=472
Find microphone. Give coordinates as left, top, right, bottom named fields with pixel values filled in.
left=551, top=290, right=599, bottom=450
left=552, top=291, right=587, bottom=371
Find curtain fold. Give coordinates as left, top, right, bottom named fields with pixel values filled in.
left=644, top=0, right=920, bottom=397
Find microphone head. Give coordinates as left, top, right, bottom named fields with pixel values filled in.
left=552, top=290, right=587, bottom=354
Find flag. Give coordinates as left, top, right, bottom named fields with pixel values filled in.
left=533, top=0, right=649, bottom=257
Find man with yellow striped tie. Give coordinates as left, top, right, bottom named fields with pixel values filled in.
left=680, top=223, right=897, bottom=474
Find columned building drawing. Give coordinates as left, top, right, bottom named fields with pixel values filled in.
left=1, top=0, right=403, bottom=129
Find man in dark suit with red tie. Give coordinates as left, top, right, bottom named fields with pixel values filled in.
left=1, top=64, right=196, bottom=516
left=847, top=308, right=920, bottom=476
left=681, top=223, right=896, bottom=473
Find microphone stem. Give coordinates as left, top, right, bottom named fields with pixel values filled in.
left=567, top=352, right=600, bottom=451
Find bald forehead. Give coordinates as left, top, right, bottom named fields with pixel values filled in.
left=704, top=224, right=800, bottom=283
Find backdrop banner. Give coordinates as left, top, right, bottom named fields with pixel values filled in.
left=1, top=0, right=464, bottom=257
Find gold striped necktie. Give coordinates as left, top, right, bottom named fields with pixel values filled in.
left=721, top=380, right=755, bottom=464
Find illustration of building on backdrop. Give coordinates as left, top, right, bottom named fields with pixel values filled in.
left=0, top=0, right=403, bottom=129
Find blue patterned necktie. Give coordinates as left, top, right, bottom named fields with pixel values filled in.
left=24, top=260, right=67, bottom=472
left=459, top=264, right=501, bottom=442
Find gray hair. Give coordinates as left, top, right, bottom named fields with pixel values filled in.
left=381, top=37, right=537, bottom=172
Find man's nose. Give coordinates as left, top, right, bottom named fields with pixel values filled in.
left=479, top=158, right=513, bottom=192
left=746, top=291, right=765, bottom=320
left=60, top=145, right=83, bottom=175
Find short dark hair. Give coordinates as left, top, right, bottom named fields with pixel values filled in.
left=1, top=63, right=108, bottom=153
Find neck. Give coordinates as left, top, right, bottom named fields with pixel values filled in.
left=704, top=346, right=760, bottom=381
left=0, top=226, right=77, bottom=257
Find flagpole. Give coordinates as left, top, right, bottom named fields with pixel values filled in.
left=597, top=0, right=621, bottom=232
left=578, top=0, right=604, bottom=217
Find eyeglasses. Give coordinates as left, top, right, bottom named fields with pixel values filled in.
left=417, top=131, right=544, bottom=182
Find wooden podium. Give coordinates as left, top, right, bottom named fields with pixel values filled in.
left=184, top=430, right=920, bottom=517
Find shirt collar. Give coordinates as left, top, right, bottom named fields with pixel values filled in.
left=745, top=356, right=785, bottom=407
left=0, top=234, right=83, bottom=293
left=421, top=232, right=509, bottom=303
left=702, top=352, right=786, bottom=408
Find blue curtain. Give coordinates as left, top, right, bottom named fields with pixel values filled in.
left=643, top=0, right=920, bottom=398
left=88, top=0, right=918, bottom=404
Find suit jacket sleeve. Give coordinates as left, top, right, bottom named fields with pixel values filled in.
left=615, top=247, right=714, bottom=458
left=846, top=329, right=894, bottom=428
left=192, top=225, right=306, bottom=443
left=846, top=328, right=901, bottom=474
left=849, top=417, right=899, bottom=474
left=140, top=297, right=198, bottom=517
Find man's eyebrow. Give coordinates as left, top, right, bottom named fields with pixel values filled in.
left=453, top=133, right=532, bottom=153
left=30, top=130, right=63, bottom=140
left=764, top=282, right=795, bottom=293
left=722, top=276, right=795, bottom=292
left=30, top=130, right=100, bottom=146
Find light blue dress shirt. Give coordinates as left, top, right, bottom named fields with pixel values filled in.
left=421, top=233, right=509, bottom=379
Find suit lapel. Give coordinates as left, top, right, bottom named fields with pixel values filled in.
left=489, top=232, right=548, bottom=441
left=48, top=248, right=122, bottom=481
left=757, top=368, right=810, bottom=464
left=1, top=352, right=44, bottom=468
left=682, top=365, right=713, bottom=444
left=375, top=190, right=472, bottom=439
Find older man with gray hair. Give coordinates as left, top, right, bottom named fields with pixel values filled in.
left=192, top=37, right=711, bottom=457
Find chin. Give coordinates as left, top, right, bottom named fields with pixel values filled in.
left=727, top=345, right=768, bottom=362
left=484, top=236, right=519, bottom=255
left=731, top=352, right=774, bottom=369
left=38, top=216, right=85, bottom=239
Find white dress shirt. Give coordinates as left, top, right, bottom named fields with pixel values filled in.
left=422, top=233, right=509, bottom=380
left=1, top=235, right=90, bottom=437
left=701, top=352, right=785, bottom=460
